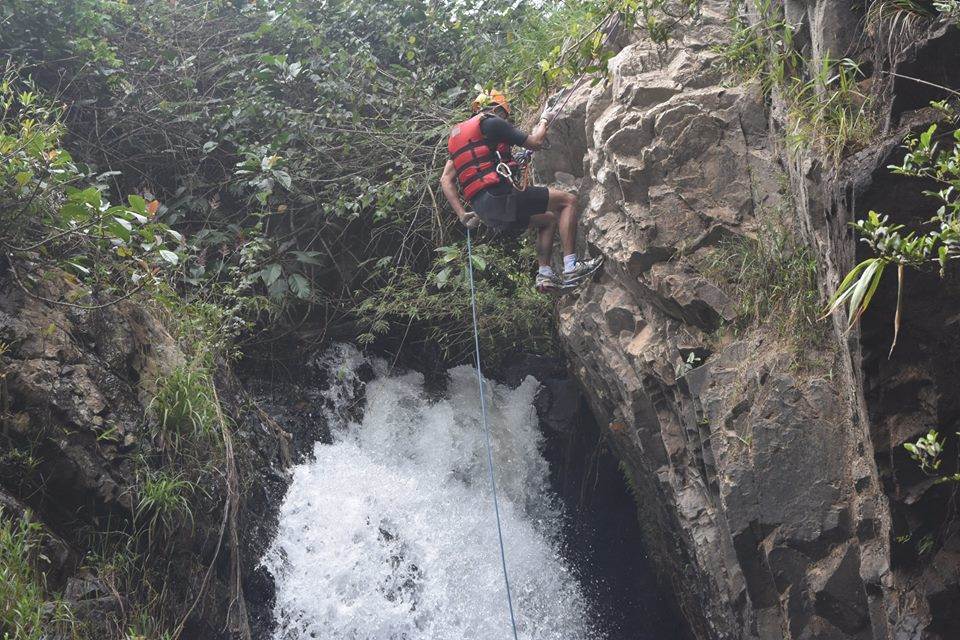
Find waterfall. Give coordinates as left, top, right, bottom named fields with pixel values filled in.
left=261, top=345, right=601, bottom=640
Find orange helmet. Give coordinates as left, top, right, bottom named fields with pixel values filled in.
left=471, top=88, right=511, bottom=115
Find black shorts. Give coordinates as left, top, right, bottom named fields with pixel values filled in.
left=471, top=186, right=549, bottom=236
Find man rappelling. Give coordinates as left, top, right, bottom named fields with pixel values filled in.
left=440, top=89, right=602, bottom=294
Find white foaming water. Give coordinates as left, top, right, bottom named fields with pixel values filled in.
left=262, top=346, right=601, bottom=640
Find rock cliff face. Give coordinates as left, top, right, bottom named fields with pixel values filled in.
left=0, top=275, right=292, bottom=638
left=537, top=2, right=960, bottom=638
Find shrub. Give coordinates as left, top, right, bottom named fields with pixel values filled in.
left=826, top=102, right=960, bottom=352
left=358, top=238, right=557, bottom=365
left=0, top=509, right=73, bottom=640
left=0, top=64, right=183, bottom=306
left=716, top=0, right=876, bottom=162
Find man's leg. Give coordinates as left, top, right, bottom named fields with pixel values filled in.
left=546, top=188, right=578, bottom=258
left=528, top=211, right=557, bottom=267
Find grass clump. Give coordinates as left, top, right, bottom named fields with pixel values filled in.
left=134, top=466, right=196, bottom=544
left=149, top=366, right=218, bottom=453
left=0, top=509, right=74, bottom=640
left=697, top=214, right=828, bottom=356
left=716, top=0, right=877, bottom=163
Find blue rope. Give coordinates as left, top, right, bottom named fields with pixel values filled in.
left=466, top=229, right=520, bottom=640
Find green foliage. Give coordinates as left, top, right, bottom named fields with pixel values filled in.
left=123, top=614, right=175, bottom=640
left=902, top=428, right=960, bottom=486
left=717, top=0, right=875, bottom=162
left=826, top=103, right=960, bottom=350
left=151, top=284, right=256, bottom=365
left=0, top=64, right=182, bottom=304
left=866, top=0, right=959, bottom=57
left=498, top=0, right=703, bottom=108
left=0, top=0, right=124, bottom=73
left=783, top=58, right=876, bottom=161
left=477, top=1, right=598, bottom=104
left=0, top=0, right=692, bottom=366
left=904, top=430, right=946, bottom=474
left=0, top=0, right=598, bottom=363
left=716, top=0, right=799, bottom=90
left=78, top=528, right=178, bottom=639
left=358, top=239, right=556, bottom=365
left=674, top=351, right=703, bottom=377
left=0, top=510, right=74, bottom=640
left=935, top=0, right=960, bottom=18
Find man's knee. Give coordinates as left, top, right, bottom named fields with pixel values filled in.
left=529, top=211, right=557, bottom=229
left=547, top=188, right=576, bottom=210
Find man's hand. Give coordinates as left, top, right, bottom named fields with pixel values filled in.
left=524, top=113, right=552, bottom=151
left=459, top=211, right=480, bottom=230
left=541, top=89, right=569, bottom=123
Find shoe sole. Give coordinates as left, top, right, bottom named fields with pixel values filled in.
left=537, top=282, right=586, bottom=296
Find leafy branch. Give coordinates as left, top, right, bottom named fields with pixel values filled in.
left=825, top=102, right=960, bottom=354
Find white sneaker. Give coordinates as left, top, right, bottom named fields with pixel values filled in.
left=562, top=256, right=604, bottom=284
left=535, top=272, right=563, bottom=294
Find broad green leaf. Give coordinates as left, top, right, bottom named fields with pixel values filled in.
left=274, top=170, right=292, bottom=190
left=825, top=257, right=875, bottom=315
left=435, top=267, right=452, bottom=287
left=856, top=260, right=886, bottom=323
left=288, top=273, right=311, bottom=299
left=158, top=249, right=179, bottom=265
left=65, top=261, right=90, bottom=275
left=260, top=263, right=282, bottom=286
left=128, top=194, right=147, bottom=214
left=267, top=276, right=288, bottom=300
left=845, top=259, right=880, bottom=326
left=292, top=251, right=323, bottom=265
left=107, top=218, right=132, bottom=243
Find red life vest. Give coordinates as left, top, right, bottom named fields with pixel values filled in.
left=447, top=114, right=518, bottom=201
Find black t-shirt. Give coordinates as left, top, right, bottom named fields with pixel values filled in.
left=479, top=115, right=529, bottom=147
left=477, top=115, right=528, bottom=195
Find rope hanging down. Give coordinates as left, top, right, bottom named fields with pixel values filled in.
left=466, top=229, right=521, bottom=640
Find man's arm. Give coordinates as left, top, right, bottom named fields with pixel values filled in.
left=440, top=159, right=478, bottom=228
left=440, top=159, right=467, bottom=218
left=481, top=115, right=549, bottom=152
left=521, top=118, right=550, bottom=151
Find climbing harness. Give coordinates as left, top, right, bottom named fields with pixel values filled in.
left=494, top=149, right=532, bottom=192
left=495, top=151, right=515, bottom=180
left=466, top=228, right=521, bottom=640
